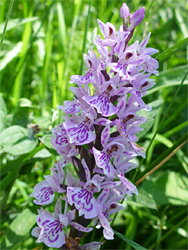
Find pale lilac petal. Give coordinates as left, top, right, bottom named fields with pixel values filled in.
left=139, top=32, right=151, bottom=53
left=82, top=159, right=91, bottom=182
left=70, top=72, right=93, bottom=84
left=37, top=211, right=65, bottom=248
left=98, top=212, right=114, bottom=240
left=93, top=147, right=116, bottom=177
left=51, top=124, right=69, bottom=151
left=30, top=180, right=54, bottom=205
left=84, top=94, right=117, bottom=117
left=101, top=125, right=110, bottom=147
left=64, top=122, right=96, bottom=145
left=58, top=100, right=81, bottom=114
left=70, top=222, right=93, bottom=232
left=67, top=187, right=102, bottom=219
left=94, top=118, right=112, bottom=126
left=118, top=175, right=138, bottom=196
left=101, top=181, right=121, bottom=189
left=31, top=227, right=41, bottom=238
left=44, top=175, right=59, bottom=192
left=53, top=199, right=62, bottom=219
left=83, top=241, right=104, bottom=250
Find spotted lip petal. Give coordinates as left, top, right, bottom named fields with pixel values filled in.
left=67, top=187, right=102, bottom=219
left=83, top=94, right=117, bottom=117
left=37, top=210, right=65, bottom=248
left=64, top=122, right=96, bottom=145
left=30, top=180, right=54, bottom=205
left=93, top=147, right=116, bottom=177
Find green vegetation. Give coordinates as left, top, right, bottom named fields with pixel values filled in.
left=0, top=0, right=187, bottom=249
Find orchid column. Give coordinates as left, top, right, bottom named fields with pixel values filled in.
left=31, top=2, right=159, bottom=249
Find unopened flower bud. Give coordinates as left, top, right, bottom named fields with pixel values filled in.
left=129, top=7, right=145, bottom=30
left=120, top=3, right=129, bottom=21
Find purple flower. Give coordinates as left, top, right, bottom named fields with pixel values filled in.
left=32, top=2, right=159, bottom=247
left=64, top=114, right=96, bottom=145
left=32, top=200, right=92, bottom=248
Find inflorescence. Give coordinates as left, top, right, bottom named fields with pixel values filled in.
left=31, top=3, right=159, bottom=249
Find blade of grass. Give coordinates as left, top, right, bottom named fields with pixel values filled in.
left=114, top=230, right=148, bottom=250
left=79, top=0, right=92, bottom=75
left=163, top=120, right=188, bottom=138
left=156, top=37, right=188, bottom=61
left=0, top=0, right=14, bottom=50
left=135, top=132, right=188, bottom=185
left=40, top=6, right=54, bottom=114
left=62, top=0, right=82, bottom=100
left=12, top=1, right=34, bottom=105
left=57, top=2, right=67, bottom=102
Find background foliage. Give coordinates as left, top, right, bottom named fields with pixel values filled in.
left=0, top=0, right=187, bottom=249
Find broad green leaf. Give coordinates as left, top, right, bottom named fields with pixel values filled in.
left=0, top=125, right=27, bottom=148
left=114, top=230, right=148, bottom=250
left=127, top=187, right=157, bottom=210
left=1, top=209, right=36, bottom=248
left=0, top=42, right=23, bottom=71
left=0, top=17, right=39, bottom=34
left=142, top=171, right=188, bottom=206
left=156, top=38, right=188, bottom=61
left=0, top=125, right=38, bottom=155
left=40, top=134, right=54, bottom=149
left=6, top=138, right=38, bottom=156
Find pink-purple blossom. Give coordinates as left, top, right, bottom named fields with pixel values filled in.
left=31, top=2, right=158, bottom=249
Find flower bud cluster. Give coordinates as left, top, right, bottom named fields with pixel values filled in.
left=31, top=3, right=158, bottom=249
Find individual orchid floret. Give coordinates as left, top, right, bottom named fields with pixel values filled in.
left=32, top=199, right=92, bottom=248
left=118, top=174, right=138, bottom=196
left=57, top=99, right=82, bottom=114
left=67, top=160, right=103, bottom=219
left=30, top=165, right=65, bottom=205
left=63, top=112, right=96, bottom=145
left=70, top=48, right=102, bottom=85
left=93, top=126, right=126, bottom=177
left=97, top=19, right=116, bottom=41
left=96, top=189, right=125, bottom=240
left=83, top=82, right=117, bottom=117
left=128, top=7, right=145, bottom=31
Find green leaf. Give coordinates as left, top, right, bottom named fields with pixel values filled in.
left=0, top=42, right=23, bottom=71
left=0, top=17, right=39, bottom=34
left=137, top=100, right=163, bottom=139
left=40, top=134, right=54, bottom=149
left=0, top=95, right=7, bottom=114
left=114, top=230, right=148, bottom=250
left=146, top=65, right=188, bottom=96
left=141, top=171, right=188, bottom=206
left=127, top=187, right=157, bottom=210
left=0, top=125, right=37, bottom=155
left=156, top=38, right=188, bottom=61
left=1, top=209, right=36, bottom=249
